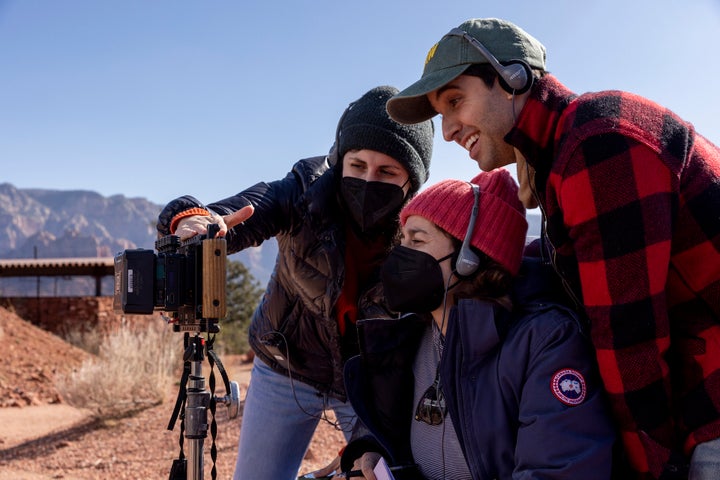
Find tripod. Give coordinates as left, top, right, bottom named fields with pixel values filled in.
left=158, top=224, right=239, bottom=479
left=168, top=330, right=240, bottom=480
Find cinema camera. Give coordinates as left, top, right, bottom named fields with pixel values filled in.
left=113, top=223, right=227, bottom=332
left=114, top=224, right=241, bottom=480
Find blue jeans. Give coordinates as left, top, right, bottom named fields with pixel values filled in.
left=690, top=436, right=720, bottom=480
left=232, top=357, right=356, bottom=480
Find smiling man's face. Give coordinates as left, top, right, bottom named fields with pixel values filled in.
left=429, top=74, right=524, bottom=172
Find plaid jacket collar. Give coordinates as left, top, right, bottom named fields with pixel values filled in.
left=505, top=74, right=578, bottom=196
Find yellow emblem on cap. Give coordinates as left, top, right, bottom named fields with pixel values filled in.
left=425, top=43, right=438, bottom=66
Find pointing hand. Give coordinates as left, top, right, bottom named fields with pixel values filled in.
left=174, top=205, right=255, bottom=240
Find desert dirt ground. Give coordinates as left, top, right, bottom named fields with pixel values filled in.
left=0, top=306, right=345, bottom=479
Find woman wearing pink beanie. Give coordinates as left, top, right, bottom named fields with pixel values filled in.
left=338, top=169, right=617, bottom=479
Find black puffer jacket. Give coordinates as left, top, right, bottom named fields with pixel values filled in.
left=157, top=155, right=394, bottom=400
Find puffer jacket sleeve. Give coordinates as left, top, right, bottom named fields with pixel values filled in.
left=156, top=195, right=207, bottom=237
left=206, top=178, right=294, bottom=253
left=156, top=156, right=330, bottom=254
left=340, top=418, right=390, bottom=473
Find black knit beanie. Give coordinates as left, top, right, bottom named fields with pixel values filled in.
left=336, top=86, right=434, bottom=194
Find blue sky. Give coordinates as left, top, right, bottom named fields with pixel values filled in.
left=2, top=0, right=719, bottom=206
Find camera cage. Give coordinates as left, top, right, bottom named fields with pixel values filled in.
left=113, top=224, right=227, bottom=333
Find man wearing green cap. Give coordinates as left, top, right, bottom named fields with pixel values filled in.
left=387, top=17, right=720, bottom=480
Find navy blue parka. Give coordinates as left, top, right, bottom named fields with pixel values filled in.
left=341, top=258, right=617, bottom=479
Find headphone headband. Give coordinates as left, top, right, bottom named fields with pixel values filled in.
left=445, top=28, right=533, bottom=94
left=455, top=183, right=481, bottom=277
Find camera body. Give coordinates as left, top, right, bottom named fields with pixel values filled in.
left=113, top=226, right=227, bottom=332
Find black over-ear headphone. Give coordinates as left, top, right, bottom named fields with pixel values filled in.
left=455, top=183, right=481, bottom=277
left=445, top=27, right=533, bottom=95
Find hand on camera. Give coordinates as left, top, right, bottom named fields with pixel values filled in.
left=175, top=205, right=254, bottom=240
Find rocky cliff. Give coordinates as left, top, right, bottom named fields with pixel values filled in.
left=0, top=183, right=160, bottom=259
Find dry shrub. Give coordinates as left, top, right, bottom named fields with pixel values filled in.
left=62, top=327, right=104, bottom=355
left=57, top=320, right=181, bottom=419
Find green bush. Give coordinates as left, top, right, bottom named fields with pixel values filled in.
left=216, top=259, right=264, bottom=355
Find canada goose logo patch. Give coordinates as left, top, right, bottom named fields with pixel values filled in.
left=551, top=369, right=586, bottom=406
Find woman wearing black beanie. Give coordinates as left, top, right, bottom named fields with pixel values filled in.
left=156, top=85, right=434, bottom=480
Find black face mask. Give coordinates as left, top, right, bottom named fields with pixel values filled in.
left=381, top=245, right=453, bottom=313
left=341, top=176, right=406, bottom=233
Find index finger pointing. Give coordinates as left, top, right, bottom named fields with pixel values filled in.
left=223, top=205, right=254, bottom=230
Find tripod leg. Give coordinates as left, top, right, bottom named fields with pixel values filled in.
left=185, top=336, right=210, bottom=480
left=169, top=458, right=187, bottom=480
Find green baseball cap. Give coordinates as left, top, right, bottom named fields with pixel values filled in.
left=387, top=18, right=546, bottom=124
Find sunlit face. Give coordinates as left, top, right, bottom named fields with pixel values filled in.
left=400, top=215, right=455, bottom=288
left=428, top=74, right=524, bottom=172
left=342, top=149, right=411, bottom=196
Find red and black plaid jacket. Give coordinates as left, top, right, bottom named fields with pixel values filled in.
left=507, top=74, right=720, bottom=479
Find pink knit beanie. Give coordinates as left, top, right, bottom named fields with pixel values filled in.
left=400, top=169, right=528, bottom=275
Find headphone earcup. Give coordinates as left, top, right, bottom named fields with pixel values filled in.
left=497, top=60, right=533, bottom=95
left=455, top=247, right=481, bottom=278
